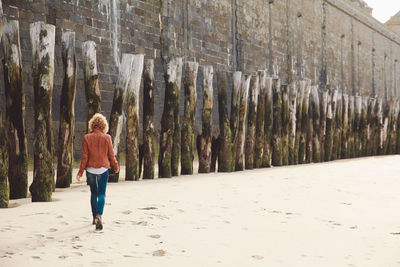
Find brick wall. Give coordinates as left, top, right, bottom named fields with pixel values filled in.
left=1, top=0, right=400, bottom=158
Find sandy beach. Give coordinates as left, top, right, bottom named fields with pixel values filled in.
left=1, top=156, right=400, bottom=267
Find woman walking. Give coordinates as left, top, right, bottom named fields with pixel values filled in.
left=76, top=113, right=119, bottom=230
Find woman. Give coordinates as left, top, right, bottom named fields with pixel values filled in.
left=76, top=113, right=119, bottom=230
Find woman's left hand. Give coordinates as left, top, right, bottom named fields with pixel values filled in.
left=76, top=174, right=82, bottom=182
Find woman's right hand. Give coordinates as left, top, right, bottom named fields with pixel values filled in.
left=76, top=174, right=82, bottom=182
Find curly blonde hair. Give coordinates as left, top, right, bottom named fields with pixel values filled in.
left=88, top=113, right=109, bottom=133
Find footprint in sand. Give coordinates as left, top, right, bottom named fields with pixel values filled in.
left=32, top=256, right=41, bottom=260
left=59, top=255, right=68, bottom=259
left=152, top=250, right=166, bottom=256
left=149, top=234, right=161, bottom=239
left=122, top=210, right=132, bottom=215
left=49, top=228, right=58, bottom=232
left=139, top=207, right=158, bottom=210
left=132, top=221, right=148, bottom=226
left=252, top=255, right=264, bottom=260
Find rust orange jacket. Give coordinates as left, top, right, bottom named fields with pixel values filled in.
left=78, top=129, right=119, bottom=176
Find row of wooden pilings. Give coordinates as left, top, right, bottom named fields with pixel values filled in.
left=1, top=14, right=399, bottom=207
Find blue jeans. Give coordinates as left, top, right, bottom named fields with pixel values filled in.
left=86, top=170, right=109, bottom=218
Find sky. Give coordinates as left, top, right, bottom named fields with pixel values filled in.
left=363, top=0, right=400, bottom=23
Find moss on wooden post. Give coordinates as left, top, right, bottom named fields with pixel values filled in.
left=56, top=31, right=77, bottom=188
left=341, top=94, right=349, bottom=158
left=288, top=83, right=297, bottom=165
left=353, top=95, right=362, bottom=157
left=254, top=70, right=267, bottom=168
left=271, top=78, right=283, bottom=166
left=319, top=90, right=328, bottom=162
left=0, top=116, right=8, bottom=208
left=82, top=41, right=101, bottom=128
left=2, top=20, right=28, bottom=198
left=181, top=61, right=199, bottom=175
left=108, top=54, right=135, bottom=182
left=142, top=59, right=155, bottom=179
left=217, top=71, right=233, bottom=172
left=29, top=22, right=56, bottom=202
left=262, top=77, right=273, bottom=167
left=245, top=74, right=259, bottom=169
left=126, top=54, right=144, bottom=181
left=294, top=80, right=305, bottom=164
left=172, top=58, right=183, bottom=176
left=159, top=58, right=180, bottom=178
left=230, top=71, right=242, bottom=171
left=235, top=75, right=250, bottom=171
left=310, top=85, right=320, bottom=162
left=299, top=81, right=310, bottom=164
left=198, top=66, right=214, bottom=173
left=281, top=84, right=290, bottom=165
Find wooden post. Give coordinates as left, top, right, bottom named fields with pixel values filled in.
left=388, top=101, right=398, bottom=154
left=319, top=90, right=328, bottom=162
left=172, top=58, right=183, bottom=176
left=29, top=22, right=55, bottom=202
left=299, top=81, right=311, bottom=164
left=82, top=41, right=101, bottom=128
left=56, top=31, right=77, bottom=188
left=159, top=58, right=181, bottom=178
left=181, top=61, right=199, bottom=175
left=341, top=94, right=349, bottom=158
left=2, top=20, right=28, bottom=198
left=348, top=96, right=355, bottom=158
left=288, top=83, right=297, bottom=165
left=354, top=95, right=362, bottom=157
left=360, top=96, right=369, bottom=156
left=254, top=70, right=267, bottom=168
left=281, top=84, right=290, bottom=165
left=210, top=136, right=219, bottom=173
left=235, top=75, right=251, bottom=171
left=108, top=54, right=135, bottom=182
left=142, top=59, right=155, bottom=179
left=304, top=82, right=313, bottom=163
left=245, top=74, right=259, bottom=169
left=376, top=99, right=384, bottom=155
left=217, top=71, right=233, bottom=172
left=271, top=78, right=283, bottom=166
left=324, top=91, right=333, bottom=162
left=366, top=98, right=376, bottom=156
left=294, top=80, right=305, bottom=164
left=230, top=71, right=242, bottom=171
left=310, top=85, right=320, bottom=162
left=126, top=54, right=144, bottom=181
left=332, top=89, right=341, bottom=160
left=262, top=77, right=273, bottom=167
left=0, top=116, right=7, bottom=208
left=198, top=65, right=214, bottom=173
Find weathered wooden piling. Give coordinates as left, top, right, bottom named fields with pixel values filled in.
left=254, top=70, right=267, bottom=168
left=288, top=83, right=297, bottom=165
left=341, top=94, right=349, bottom=158
left=2, top=20, right=28, bottom=198
left=271, top=78, right=283, bottom=166
left=0, top=115, right=8, bottom=208
left=388, top=101, right=398, bottom=154
left=310, top=85, right=320, bottom=162
left=126, top=54, right=144, bottom=181
left=348, top=96, right=355, bottom=157
left=294, top=80, right=305, bottom=164
left=299, top=81, right=311, bottom=164
left=376, top=99, right=384, bottom=155
left=82, top=41, right=101, bottom=128
left=217, top=71, right=233, bottom=172
left=142, top=59, right=155, bottom=179
left=324, top=91, right=333, bottom=162
left=108, top=54, right=135, bottom=182
left=281, top=84, right=290, bottom=165
left=262, top=77, right=273, bottom=167
left=319, top=89, right=328, bottom=162
left=235, top=75, right=251, bottom=171
left=29, top=22, right=56, bottom=202
left=245, top=74, right=259, bottom=169
left=210, top=136, right=219, bottom=173
left=198, top=66, right=214, bottom=173
left=331, top=89, right=340, bottom=160
left=159, top=58, right=181, bottom=178
left=56, top=32, right=77, bottom=188
left=181, top=61, right=199, bottom=175
left=366, top=97, right=376, bottom=156
left=354, top=95, right=362, bottom=157
left=230, top=71, right=242, bottom=171
left=172, top=58, right=183, bottom=176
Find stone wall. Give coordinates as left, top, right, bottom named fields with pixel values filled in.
left=1, top=0, right=400, bottom=158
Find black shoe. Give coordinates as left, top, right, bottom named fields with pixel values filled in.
left=95, top=217, right=103, bottom=230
